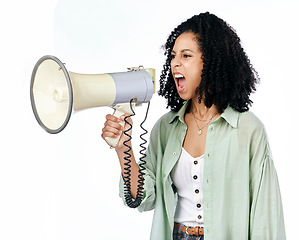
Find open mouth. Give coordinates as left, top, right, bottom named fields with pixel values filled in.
left=174, top=73, right=186, bottom=92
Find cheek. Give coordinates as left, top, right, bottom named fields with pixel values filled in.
left=190, top=67, right=203, bottom=83
left=194, top=62, right=203, bottom=80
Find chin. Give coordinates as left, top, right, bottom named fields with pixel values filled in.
left=178, top=92, right=192, bottom=101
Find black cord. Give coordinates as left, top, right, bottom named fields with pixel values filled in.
left=122, top=99, right=150, bottom=208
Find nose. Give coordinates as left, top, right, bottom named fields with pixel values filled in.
left=171, top=56, right=181, bottom=68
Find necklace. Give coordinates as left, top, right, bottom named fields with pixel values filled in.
left=191, top=111, right=210, bottom=122
left=191, top=111, right=218, bottom=135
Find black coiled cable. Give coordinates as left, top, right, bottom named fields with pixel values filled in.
left=122, top=99, right=150, bottom=208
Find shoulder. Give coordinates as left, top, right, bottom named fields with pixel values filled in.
left=238, top=110, right=266, bottom=134
left=237, top=110, right=271, bottom=158
left=146, top=110, right=176, bottom=151
left=149, top=109, right=181, bottom=143
left=221, top=106, right=265, bottom=134
left=221, top=107, right=269, bottom=150
left=151, top=111, right=175, bottom=132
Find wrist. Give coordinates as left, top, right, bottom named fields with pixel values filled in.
left=115, top=142, right=131, bottom=153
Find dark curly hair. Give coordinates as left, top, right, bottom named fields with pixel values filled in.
left=159, top=12, right=260, bottom=112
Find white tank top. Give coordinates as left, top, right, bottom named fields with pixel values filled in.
left=170, top=148, right=204, bottom=227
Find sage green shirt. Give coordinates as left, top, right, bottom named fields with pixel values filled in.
left=120, top=101, right=286, bottom=240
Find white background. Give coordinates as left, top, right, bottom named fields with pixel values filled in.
left=1, top=0, right=298, bottom=239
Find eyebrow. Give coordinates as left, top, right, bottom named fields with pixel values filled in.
left=171, top=49, right=195, bottom=54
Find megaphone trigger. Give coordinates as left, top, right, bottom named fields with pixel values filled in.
left=105, top=102, right=136, bottom=148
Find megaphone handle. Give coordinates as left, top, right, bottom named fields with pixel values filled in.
left=105, top=103, right=135, bottom=148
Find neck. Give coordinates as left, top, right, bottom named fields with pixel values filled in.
left=189, top=97, right=219, bottom=119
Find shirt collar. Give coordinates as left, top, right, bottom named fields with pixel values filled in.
left=169, top=100, right=190, bottom=124
left=169, top=100, right=239, bottom=128
left=219, top=106, right=239, bottom=128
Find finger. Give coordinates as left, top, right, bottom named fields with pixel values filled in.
left=104, top=120, right=124, bottom=131
left=106, top=114, right=121, bottom=122
left=103, top=125, right=123, bottom=136
left=101, top=128, right=122, bottom=139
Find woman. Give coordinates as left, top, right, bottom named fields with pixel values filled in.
left=101, top=12, right=286, bottom=240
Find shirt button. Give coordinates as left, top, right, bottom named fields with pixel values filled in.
left=197, top=203, right=201, bottom=208
left=193, top=175, right=198, bottom=180
left=173, top=152, right=176, bottom=155
left=198, top=215, right=202, bottom=220
left=194, top=160, right=198, bottom=165
left=195, top=189, right=199, bottom=194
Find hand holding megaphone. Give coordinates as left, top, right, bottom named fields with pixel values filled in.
left=101, top=113, right=133, bottom=150
left=101, top=101, right=135, bottom=148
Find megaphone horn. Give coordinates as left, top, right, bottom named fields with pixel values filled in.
left=30, top=55, right=155, bottom=147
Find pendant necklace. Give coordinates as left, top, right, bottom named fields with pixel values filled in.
left=191, top=111, right=218, bottom=135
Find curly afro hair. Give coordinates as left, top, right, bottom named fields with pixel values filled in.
left=159, top=12, right=260, bottom=113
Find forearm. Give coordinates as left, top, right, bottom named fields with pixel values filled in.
left=101, top=113, right=143, bottom=199
left=116, top=143, right=142, bottom=199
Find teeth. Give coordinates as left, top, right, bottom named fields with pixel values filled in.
left=174, top=73, right=184, bottom=79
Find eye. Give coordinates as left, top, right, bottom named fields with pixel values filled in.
left=170, top=54, right=176, bottom=60
left=183, top=54, right=191, bottom=58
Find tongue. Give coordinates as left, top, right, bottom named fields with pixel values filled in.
left=177, top=78, right=186, bottom=91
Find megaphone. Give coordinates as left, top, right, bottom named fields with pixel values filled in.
left=30, top=55, right=155, bottom=147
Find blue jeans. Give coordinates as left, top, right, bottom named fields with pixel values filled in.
left=173, top=228, right=204, bottom=240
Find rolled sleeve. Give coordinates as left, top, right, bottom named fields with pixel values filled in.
left=119, top=168, right=156, bottom=212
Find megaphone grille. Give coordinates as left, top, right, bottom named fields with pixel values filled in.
left=30, top=55, right=73, bottom=134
